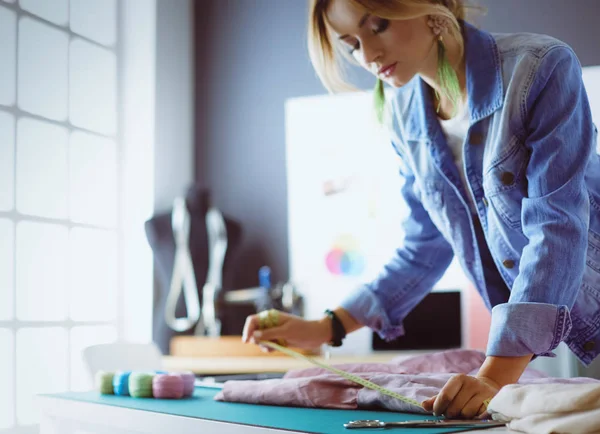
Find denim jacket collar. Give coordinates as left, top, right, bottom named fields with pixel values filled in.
left=403, top=22, right=505, bottom=142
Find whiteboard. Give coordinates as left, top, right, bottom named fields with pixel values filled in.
left=583, top=66, right=600, bottom=147
left=285, top=91, right=470, bottom=355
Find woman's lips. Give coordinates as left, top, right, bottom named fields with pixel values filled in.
left=378, top=62, right=397, bottom=78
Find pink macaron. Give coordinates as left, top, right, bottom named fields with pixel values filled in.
left=152, top=374, right=184, bottom=399
left=177, top=371, right=195, bottom=397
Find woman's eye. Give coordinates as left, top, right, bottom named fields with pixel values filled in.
left=343, top=40, right=359, bottom=54
left=373, top=18, right=389, bottom=34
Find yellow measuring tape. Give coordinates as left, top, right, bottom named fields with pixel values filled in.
left=257, top=310, right=423, bottom=409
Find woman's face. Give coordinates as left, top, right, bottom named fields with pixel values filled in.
left=326, top=0, right=435, bottom=87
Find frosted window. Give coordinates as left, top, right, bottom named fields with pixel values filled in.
left=0, top=111, right=15, bottom=211
left=70, top=0, right=116, bottom=47
left=70, top=326, right=117, bottom=391
left=69, top=131, right=118, bottom=226
left=70, top=39, right=117, bottom=135
left=0, top=6, right=16, bottom=106
left=18, top=17, right=68, bottom=120
left=16, top=222, right=68, bottom=321
left=16, top=118, right=68, bottom=218
left=0, top=329, right=14, bottom=429
left=0, top=219, right=14, bottom=320
left=69, top=228, right=118, bottom=321
left=16, top=328, right=68, bottom=425
left=20, top=0, right=68, bottom=26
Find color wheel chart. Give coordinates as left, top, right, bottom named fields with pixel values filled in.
left=325, top=234, right=366, bottom=277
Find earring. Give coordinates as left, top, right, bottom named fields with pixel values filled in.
left=427, top=15, right=461, bottom=116
left=427, top=15, right=450, bottom=37
left=373, top=78, right=385, bottom=124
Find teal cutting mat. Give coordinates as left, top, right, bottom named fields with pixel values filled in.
left=46, top=387, right=487, bottom=434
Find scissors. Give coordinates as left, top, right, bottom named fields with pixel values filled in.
left=344, top=419, right=506, bottom=429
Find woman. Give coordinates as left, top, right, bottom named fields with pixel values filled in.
left=243, top=0, right=600, bottom=419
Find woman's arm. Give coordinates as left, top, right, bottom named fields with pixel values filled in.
left=477, top=354, right=533, bottom=387
left=316, top=307, right=363, bottom=339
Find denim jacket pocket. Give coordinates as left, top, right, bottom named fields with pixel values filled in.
left=483, top=141, right=529, bottom=229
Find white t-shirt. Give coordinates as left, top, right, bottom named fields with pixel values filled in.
left=439, top=104, right=477, bottom=214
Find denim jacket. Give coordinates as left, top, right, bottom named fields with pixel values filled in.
left=341, top=22, right=600, bottom=365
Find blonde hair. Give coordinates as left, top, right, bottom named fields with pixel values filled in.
left=308, top=0, right=471, bottom=93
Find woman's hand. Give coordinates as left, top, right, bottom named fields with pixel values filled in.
left=421, top=374, right=500, bottom=419
left=242, top=310, right=331, bottom=351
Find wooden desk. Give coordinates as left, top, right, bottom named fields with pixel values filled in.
left=162, top=351, right=432, bottom=375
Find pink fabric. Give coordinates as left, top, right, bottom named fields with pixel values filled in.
left=214, top=349, right=599, bottom=413
left=284, top=349, right=487, bottom=378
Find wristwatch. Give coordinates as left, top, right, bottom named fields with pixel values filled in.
left=324, top=309, right=347, bottom=347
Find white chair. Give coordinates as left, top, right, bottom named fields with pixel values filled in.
left=82, top=342, right=164, bottom=379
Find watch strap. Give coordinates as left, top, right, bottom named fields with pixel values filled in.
left=324, top=309, right=347, bottom=347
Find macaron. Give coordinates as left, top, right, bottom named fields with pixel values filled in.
left=152, top=374, right=184, bottom=399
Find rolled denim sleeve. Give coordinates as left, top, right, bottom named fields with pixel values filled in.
left=340, top=148, right=455, bottom=341
left=486, top=46, right=594, bottom=358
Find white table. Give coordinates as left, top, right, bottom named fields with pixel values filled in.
left=38, top=391, right=511, bottom=434
left=38, top=394, right=287, bottom=433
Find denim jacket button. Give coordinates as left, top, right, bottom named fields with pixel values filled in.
left=584, top=341, right=596, bottom=352
left=502, top=259, right=515, bottom=269
left=501, top=172, right=515, bottom=185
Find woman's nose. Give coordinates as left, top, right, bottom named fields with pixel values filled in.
left=361, top=43, right=382, bottom=67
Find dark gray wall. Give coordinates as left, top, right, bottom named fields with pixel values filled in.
left=154, top=0, right=194, bottom=213
left=476, top=0, right=600, bottom=67
left=195, top=0, right=374, bottom=289
left=195, top=0, right=600, bottom=290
